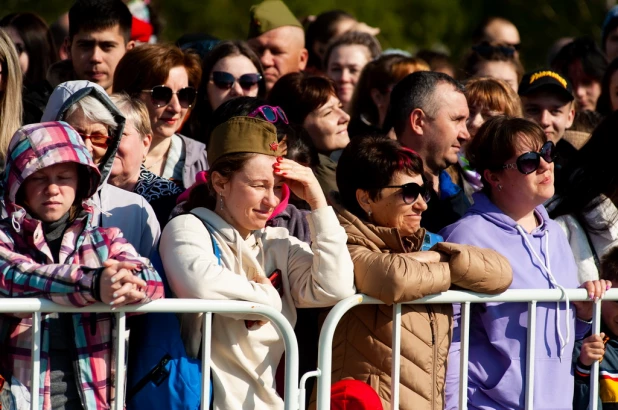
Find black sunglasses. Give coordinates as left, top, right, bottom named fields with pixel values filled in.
left=384, top=182, right=431, bottom=205
left=211, top=71, right=262, bottom=91
left=502, top=141, right=556, bottom=175
left=141, top=85, right=197, bottom=108
left=472, top=42, right=516, bottom=58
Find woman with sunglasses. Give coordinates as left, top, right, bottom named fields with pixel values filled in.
left=323, top=136, right=511, bottom=410
left=550, top=112, right=618, bottom=285
left=441, top=116, right=608, bottom=410
left=182, top=41, right=265, bottom=145
left=113, top=43, right=206, bottom=189
left=42, top=80, right=161, bottom=259
left=109, top=93, right=184, bottom=228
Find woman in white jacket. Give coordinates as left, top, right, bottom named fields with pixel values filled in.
left=549, top=112, right=618, bottom=284
left=159, top=106, right=355, bottom=410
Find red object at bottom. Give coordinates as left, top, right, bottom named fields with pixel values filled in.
left=331, top=379, right=383, bottom=410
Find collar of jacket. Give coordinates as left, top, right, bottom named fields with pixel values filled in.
left=330, top=192, right=425, bottom=253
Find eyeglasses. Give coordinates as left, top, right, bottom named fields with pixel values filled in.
left=211, top=71, right=262, bottom=91
left=384, top=182, right=432, bottom=205
left=141, top=85, right=197, bottom=108
left=77, top=132, right=111, bottom=148
left=248, top=105, right=289, bottom=124
left=502, top=141, right=556, bottom=175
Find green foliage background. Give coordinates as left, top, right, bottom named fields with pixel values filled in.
left=2, top=0, right=613, bottom=72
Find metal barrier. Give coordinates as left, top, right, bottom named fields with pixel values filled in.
left=310, top=288, right=618, bottom=410
left=0, top=298, right=300, bottom=410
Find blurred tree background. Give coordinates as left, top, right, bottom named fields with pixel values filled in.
left=2, top=0, right=615, bottom=73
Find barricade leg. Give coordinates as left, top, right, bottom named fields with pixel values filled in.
left=524, top=301, right=537, bottom=410
left=459, top=302, right=471, bottom=410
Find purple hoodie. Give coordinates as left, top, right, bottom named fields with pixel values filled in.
left=440, top=192, right=587, bottom=410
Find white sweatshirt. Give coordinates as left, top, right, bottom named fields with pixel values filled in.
left=159, top=206, right=355, bottom=410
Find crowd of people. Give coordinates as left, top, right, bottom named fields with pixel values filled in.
left=1, top=0, right=618, bottom=409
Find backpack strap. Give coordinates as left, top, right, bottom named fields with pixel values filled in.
left=190, top=210, right=221, bottom=265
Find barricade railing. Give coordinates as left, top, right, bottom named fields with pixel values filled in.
left=309, top=288, right=618, bottom=410
left=0, top=299, right=300, bottom=410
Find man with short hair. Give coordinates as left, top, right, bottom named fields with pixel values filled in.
left=389, top=71, right=471, bottom=232
left=519, top=69, right=576, bottom=195
left=247, top=0, right=308, bottom=91
left=66, top=0, right=135, bottom=94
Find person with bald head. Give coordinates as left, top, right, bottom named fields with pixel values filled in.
left=473, top=16, right=521, bottom=56
left=247, top=0, right=308, bottom=91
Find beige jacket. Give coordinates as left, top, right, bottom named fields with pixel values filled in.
left=322, top=204, right=512, bottom=410
left=160, top=206, right=355, bottom=410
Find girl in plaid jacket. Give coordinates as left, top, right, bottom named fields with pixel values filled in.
left=0, top=121, right=164, bottom=410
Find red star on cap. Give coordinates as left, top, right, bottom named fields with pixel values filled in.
left=269, top=142, right=279, bottom=152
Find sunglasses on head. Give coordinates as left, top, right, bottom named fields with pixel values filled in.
left=248, top=105, right=289, bottom=124
left=384, top=182, right=432, bottom=205
left=211, top=71, right=262, bottom=91
left=141, top=85, right=197, bottom=108
left=502, top=141, right=556, bottom=175
left=77, top=132, right=111, bottom=148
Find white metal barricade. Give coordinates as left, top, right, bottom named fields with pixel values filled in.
left=309, top=288, right=618, bottom=410
left=0, top=298, right=300, bottom=410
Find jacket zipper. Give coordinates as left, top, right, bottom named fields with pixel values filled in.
left=426, top=306, right=437, bottom=410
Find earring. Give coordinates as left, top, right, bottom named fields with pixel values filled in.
left=219, top=193, right=224, bottom=210
left=367, top=210, right=372, bottom=217
left=497, top=184, right=503, bottom=191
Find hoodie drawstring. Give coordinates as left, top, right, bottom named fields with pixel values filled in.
left=84, top=198, right=111, bottom=217
left=516, top=225, right=570, bottom=360
left=11, top=208, right=26, bottom=233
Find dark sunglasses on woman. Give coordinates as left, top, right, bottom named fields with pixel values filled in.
left=384, top=182, right=432, bottom=205
left=141, top=85, right=197, bottom=108
left=211, top=71, right=262, bottom=91
left=502, top=141, right=556, bottom=175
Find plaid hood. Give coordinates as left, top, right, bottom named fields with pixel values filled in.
left=41, top=80, right=125, bottom=187
left=3, top=121, right=101, bottom=209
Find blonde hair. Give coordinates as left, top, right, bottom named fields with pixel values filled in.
left=110, top=93, right=152, bottom=138
left=464, top=77, right=522, bottom=117
left=0, top=29, right=23, bottom=163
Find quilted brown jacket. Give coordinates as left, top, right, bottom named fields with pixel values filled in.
left=324, top=204, right=513, bottom=410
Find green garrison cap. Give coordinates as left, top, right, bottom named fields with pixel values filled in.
left=248, top=0, right=302, bottom=39
left=208, top=117, right=284, bottom=166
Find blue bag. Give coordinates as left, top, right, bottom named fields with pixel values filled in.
left=421, top=231, right=444, bottom=251
left=126, top=230, right=221, bottom=410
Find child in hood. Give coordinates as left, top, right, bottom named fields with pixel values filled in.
left=0, top=121, right=163, bottom=409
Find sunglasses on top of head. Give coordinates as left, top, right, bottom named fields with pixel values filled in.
left=211, top=71, right=263, bottom=91
left=501, top=141, right=556, bottom=175
left=384, top=182, right=432, bottom=205
left=141, top=85, right=197, bottom=108
left=248, top=105, right=289, bottom=124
